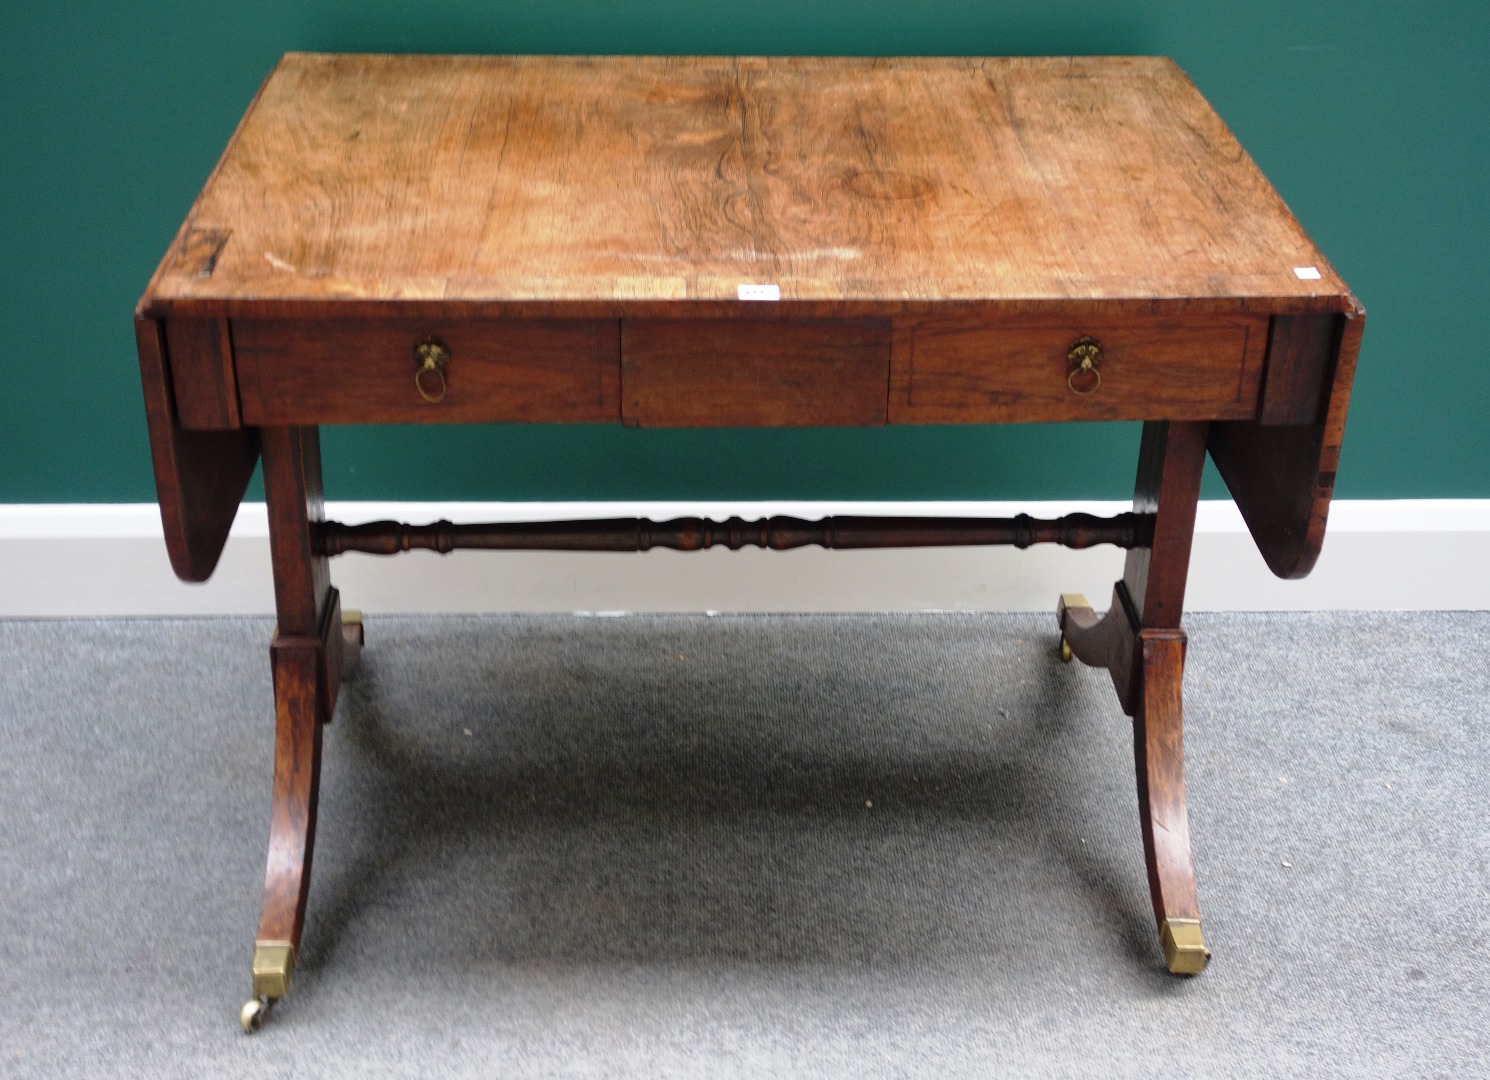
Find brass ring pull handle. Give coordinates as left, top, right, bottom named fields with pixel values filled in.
left=414, top=337, right=450, bottom=404
left=1067, top=336, right=1102, bottom=395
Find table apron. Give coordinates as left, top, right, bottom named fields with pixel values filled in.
left=172, top=312, right=1282, bottom=429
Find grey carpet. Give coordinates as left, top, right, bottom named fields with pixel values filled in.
left=0, top=612, right=1485, bottom=1078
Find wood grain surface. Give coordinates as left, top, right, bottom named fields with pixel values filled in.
left=1123, top=420, right=1209, bottom=629
left=1133, top=630, right=1204, bottom=929
left=164, top=318, right=241, bottom=429
left=1255, top=314, right=1337, bottom=426
left=621, top=319, right=889, bottom=426
left=1209, top=308, right=1366, bottom=578
left=140, top=54, right=1352, bottom=318
left=135, top=53, right=1364, bottom=584
left=135, top=316, right=259, bottom=581
left=256, top=426, right=342, bottom=954
left=235, top=317, right=619, bottom=425
left=890, top=314, right=1267, bottom=423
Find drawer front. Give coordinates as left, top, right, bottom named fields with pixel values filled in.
left=621, top=319, right=891, bottom=428
left=235, top=319, right=620, bottom=425
left=889, top=316, right=1268, bottom=423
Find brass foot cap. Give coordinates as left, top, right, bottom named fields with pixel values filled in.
left=1160, top=917, right=1211, bottom=976
left=1057, top=593, right=1090, bottom=622
left=341, top=609, right=365, bottom=648
left=251, top=940, right=296, bottom=1000
left=1057, top=594, right=1088, bottom=661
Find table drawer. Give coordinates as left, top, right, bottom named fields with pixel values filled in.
left=889, top=315, right=1268, bottom=423
left=621, top=319, right=891, bottom=427
left=234, top=319, right=620, bottom=425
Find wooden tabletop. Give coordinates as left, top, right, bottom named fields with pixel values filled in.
left=142, top=53, right=1351, bottom=318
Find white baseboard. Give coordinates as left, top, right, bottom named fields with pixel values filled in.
left=1, top=500, right=1486, bottom=617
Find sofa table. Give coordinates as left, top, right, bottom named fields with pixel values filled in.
left=134, top=53, right=1363, bottom=1030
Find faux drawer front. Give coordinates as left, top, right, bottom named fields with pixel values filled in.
left=621, top=319, right=891, bottom=427
left=889, top=315, right=1268, bottom=423
left=234, top=319, right=620, bottom=425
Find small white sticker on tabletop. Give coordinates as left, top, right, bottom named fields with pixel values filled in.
left=738, top=283, right=781, bottom=301
left=1293, top=266, right=1322, bottom=280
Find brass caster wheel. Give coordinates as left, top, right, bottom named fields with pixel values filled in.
left=1059, top=637, right=1073, bottom=663
left=240, top=996, right=272, bottom=1033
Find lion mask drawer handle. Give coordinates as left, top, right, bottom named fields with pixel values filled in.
left=1067, top=336, right=1102, bottom=395
left=414, top=336, right=450, bottom=403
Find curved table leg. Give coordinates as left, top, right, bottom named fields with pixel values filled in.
left=1133, top=631, right=1210, bottom=974
left=242, top=427, right=345, bottom=1032
left=1057, top=593, right=1211, bottom=975
left=1056, top=421, right=1212, bottom=975
left=242, top=643, right=327, bottom=1032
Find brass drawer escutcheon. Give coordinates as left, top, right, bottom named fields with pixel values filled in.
left=1067, top=336, right=1102, bottom=395
left=415, top=336, right=450, bottom=403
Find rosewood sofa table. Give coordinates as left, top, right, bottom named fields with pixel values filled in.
left=134, top=54, right=1363, bottom=1031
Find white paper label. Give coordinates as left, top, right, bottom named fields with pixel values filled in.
left=1293, top=266, right=1322, bottom=280
left=737, top=283, right=781, bottom=301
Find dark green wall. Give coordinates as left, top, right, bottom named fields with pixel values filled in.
left=3, top=3, right=1485, bottom=503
